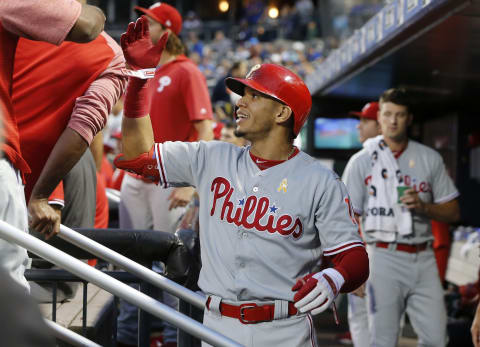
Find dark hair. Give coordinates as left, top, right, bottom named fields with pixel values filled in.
left=230, top=61, right=244, bottom=74
left=379, top=88, right=411, bottom=113
left=164, top=28, right=185, bottom=55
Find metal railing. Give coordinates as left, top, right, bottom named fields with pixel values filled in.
left=45, top=319, right=102, bottom=347
left=58, top=224, right=206, bottom=309
left=0, top=220, right=242, bottom=347
left=27, top=269, right=204, bottom=346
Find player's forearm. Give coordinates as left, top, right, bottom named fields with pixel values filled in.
left=66, top=3, right=105, bottom=43
left=421, top=199, right=460, bottom=224
left=121, top=116, right=154, bottom=159
left=121, top=77, right=154, bottom=159
left=30, top=128, right=88, bottom=200
left=90, top=132, right=103, bottom=171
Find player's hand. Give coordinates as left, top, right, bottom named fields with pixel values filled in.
left=399, top=188, right=427, bottom=213
left=28, top=198, right=61, bottom=240
left=168, top=187, right=195, bottom=210
left=472, top=304, right=480, bottom=347
left=113, top=145, right=160, bottom=185
left=352, top=282, right=366, bottom=298
left=292, top=269, right=341, bottom=315
left=120, top=16, right=169, bottom=70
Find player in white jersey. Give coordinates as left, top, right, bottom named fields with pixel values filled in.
left=343, top=88, right=460, bottom=347
left=114, top=17, right=369, bottom=346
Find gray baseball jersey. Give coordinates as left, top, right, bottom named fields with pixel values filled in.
left=154, top=141, right=363, bottom=301
left=342, top=139, right=459, bottom=244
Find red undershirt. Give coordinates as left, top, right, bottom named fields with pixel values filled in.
left=391, top=141, right=408, bottom=159
left=249, top=147, right=300, bottom=170
left=249, top=146, right=368, bottom=292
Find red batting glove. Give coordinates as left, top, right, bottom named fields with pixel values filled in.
left=114, top=145, right=160, bottom=185
left=120, top=16, right=169, bottom=70
left=292, top=268, right=342, bottom=315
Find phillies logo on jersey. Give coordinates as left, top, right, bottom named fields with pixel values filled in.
left=157, top=76, right=172, bottom=92
left=210, top=177, right=303, bottom=239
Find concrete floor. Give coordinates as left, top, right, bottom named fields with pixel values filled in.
left=313, top=308, right=417, bottom=347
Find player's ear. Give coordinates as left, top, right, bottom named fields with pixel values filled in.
left=275, top=105, right=293, bottom=124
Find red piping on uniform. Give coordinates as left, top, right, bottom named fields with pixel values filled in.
left=156, top=143, right=168, bottom=188
left=323, top=241, right=364, bottom=256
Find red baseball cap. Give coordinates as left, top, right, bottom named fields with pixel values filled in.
left=135, top=2, right=182, bottom=36
left=350, top=102, right=379, bottom=121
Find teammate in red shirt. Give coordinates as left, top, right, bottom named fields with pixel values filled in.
left=0, top=0, right=104, bottom=289
left=13, top=31, right=126, bottom=231
left=147, top=55, right=214, bottom=143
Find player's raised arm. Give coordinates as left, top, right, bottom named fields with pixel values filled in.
left=118, top=16, right=169, bottom=159
left=113, top=17, right=169, bottom=183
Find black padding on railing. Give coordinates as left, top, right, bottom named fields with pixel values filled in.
left=29, top=228, right=196, bottom=285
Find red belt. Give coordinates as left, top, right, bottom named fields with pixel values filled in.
left=206, top=297, right=298, bottom=324
left=375, top=241, right=429, bottom=254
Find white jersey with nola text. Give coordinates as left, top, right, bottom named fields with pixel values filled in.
left=342, top=139, right=459, bottom=244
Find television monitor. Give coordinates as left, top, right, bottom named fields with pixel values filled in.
left=314, top=117, right=362, bottom=150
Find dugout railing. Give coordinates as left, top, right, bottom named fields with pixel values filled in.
left=25, top=225, right=202, bottom=346
left=0, top=220, right=242, bottom=347
left=45, top=317, right=102, bottom=347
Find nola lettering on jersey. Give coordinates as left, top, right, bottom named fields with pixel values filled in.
left=210, top=177, right=303, bottom=239
left=366, top=207, right=394, bottom=217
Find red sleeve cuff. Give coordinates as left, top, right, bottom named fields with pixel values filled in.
left=328, top=247, right=369, bottom=293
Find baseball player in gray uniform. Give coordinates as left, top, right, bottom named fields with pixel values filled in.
left=343, top=88, right=460, bottom=347
left=114, top=17, right=370, bottom=346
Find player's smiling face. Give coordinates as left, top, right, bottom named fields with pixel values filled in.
left=234, top=87, right=284, bottom=140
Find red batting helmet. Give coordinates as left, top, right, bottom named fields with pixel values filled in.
left=225, top=63, right=312, bottom=135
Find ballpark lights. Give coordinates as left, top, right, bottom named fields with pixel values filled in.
left=268, top=6, right=279, bottom=19
left=219, top=0, right=229, bottom=12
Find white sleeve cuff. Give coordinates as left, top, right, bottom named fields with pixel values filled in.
left=321, top=268, right=345, bottom=293
left=48, top=199, right=64, bottom=209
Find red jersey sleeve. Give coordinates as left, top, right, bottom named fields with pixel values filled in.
left=48, top=182, right=65, bottom=208
left=68, top=32, right=127, bottom=144
left=181, top=66, right=213, bottom=122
